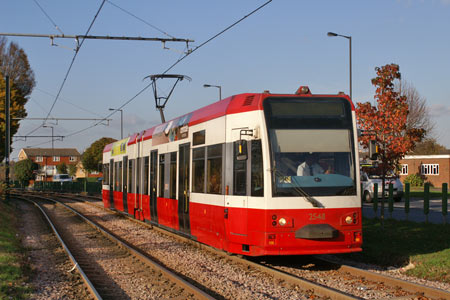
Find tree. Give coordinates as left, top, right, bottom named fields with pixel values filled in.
left=56, top=162, right=68, bottom=174
left=396, top=80, right=434, bottom=138
left=411, top=138, right=450, bottom=155
left=14, top=159, right=38, bottom=186
left=68, top=164, right=78, bottom=178
left=82, top=137, right=117, bottom=173
left=0, top=37, right=36, bottom=162
left=356, top=64, right=425, bottom=222
left=0, top=37, right=35, bottom=97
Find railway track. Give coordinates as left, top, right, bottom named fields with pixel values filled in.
left=13, top=193, right=215, bottom=300
left=19, top=191, right=450, bottom=300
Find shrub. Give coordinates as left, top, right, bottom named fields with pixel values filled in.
left=404, top=173, right=424, bottom=187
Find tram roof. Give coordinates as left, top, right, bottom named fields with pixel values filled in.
left=104, top=90, right=354, bottom=152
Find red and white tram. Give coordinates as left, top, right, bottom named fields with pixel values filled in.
left=102, top=86, right=362, bottom=256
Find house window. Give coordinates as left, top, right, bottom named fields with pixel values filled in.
left=35, top=156, right=43, bottom=162
left=421, top=164, right=439, bottom=175
left=69, top=156, right=77, bottom=162
left=400, top=164, right=408, bottom=175
left=53, top=156, right=60, bottom=162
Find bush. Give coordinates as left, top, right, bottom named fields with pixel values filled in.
left=404, top=173, right=424, bottom=187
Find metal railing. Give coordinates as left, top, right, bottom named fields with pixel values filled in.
left=28, top=180, right=101, bottom=195
left=364, top=182, right=448, bottom=223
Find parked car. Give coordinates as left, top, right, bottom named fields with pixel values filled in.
left=53, top=174, right=73, bottom=182
left=361, top=171, right=403, bottom=202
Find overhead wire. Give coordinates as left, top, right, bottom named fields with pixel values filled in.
left=105, top=0, right=176, bottom=39
left=32, top=0, right=64, bottom=35
left=36, top=88, right=105, bottom=118
left=23, top=0, right=107, bottom=138
left=36, top=0, right=274, bottom=142
left=43, top=0, right=107, bottom=122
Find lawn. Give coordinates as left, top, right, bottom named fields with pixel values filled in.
left=341, top=217, right=450, bottom=283
left=0, top=200, right=30, bottom=299
left=409, top=186, right=445, bottom=198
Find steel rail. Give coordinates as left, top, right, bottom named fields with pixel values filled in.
left=27, top=193, right=216, bottom=300
left=32, top=192, right=450, bottom=300
left=317, top=256, right=450, bottom=300
left=14, top=195, right=102, bottom=300
left=44, top=192, right=357, bottom=299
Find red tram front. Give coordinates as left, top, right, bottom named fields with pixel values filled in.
left=102, top=86, right=362, bottom=256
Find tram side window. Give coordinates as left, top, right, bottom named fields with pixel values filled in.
left=170, top=152, right=177, bottom=199
left=128, top=160, right=133, bottom=193
left=159, top=154, right=165, bottom=197
left=251, top=140, right=264, bottom=196
left=143, top=156, right=149, bottom=195
left=193, top=130, right=206, bottom=146
left=192, top=147, right=205, bottom=193
left=119, top=161, right=123, bottom=192
left=136, top=157, right=141, bottom=195
left=103, top=164, right=109, bottom=185
left=207, top=144, right=222, bottom=195
left=234, top=142, right=247, bottom=195
left=114, top=161, right=122, bottom=192
left=130, top=159, right=135, bottom=194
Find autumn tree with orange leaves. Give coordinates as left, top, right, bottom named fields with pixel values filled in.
left=356, top=64, right=424, bottom=221
left=357, top=64, right=425, bottom=174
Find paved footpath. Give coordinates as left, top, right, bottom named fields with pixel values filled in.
left=362, top=197, right=449, bottom=224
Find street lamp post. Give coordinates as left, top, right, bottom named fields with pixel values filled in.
left=43, top=125, right=54, bottom=149
left=109, top=108, right=123, bottom=139
left=327, top=32, right=352, bottom=99
left=203, top=84, right=222, bottom=101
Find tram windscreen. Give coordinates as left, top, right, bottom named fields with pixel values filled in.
left=264, top=97, right=356, bottom=197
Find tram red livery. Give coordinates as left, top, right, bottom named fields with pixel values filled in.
left=102, top=86, right=362, bottom=256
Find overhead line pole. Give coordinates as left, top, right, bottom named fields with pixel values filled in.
left=4, top=76, right=10, bottom=202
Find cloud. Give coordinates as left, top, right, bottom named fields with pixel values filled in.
left=429, top=104, right=450, bottom=117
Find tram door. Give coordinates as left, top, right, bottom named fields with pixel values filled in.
left=122, top=156, right=128, bottom=213
left=150, top=150, right=158, bottom=223
left=109, top=159, right=114, bottom=208
left=178, top=143, right=191, bottom=235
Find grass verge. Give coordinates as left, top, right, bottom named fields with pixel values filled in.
left=342, top=217, right=450, bottom=283
left=0, top=200, right=31, bottom=299
left=409, top=186, right=444, bottom=198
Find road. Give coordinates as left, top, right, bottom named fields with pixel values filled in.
left=362, top=197, right=449, bottom=224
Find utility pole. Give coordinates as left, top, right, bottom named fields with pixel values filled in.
left=5, top=76, right=10, bottom=202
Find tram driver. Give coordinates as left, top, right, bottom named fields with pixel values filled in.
left=297, top=153, right=325, bottom=176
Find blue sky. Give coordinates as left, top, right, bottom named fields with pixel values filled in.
left=1, top=0, right=449, bottom=159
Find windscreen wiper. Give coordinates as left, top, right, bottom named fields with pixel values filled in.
left=273, top=169, right=323, bottom=208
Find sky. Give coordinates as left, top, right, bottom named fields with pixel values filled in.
left=1, top=0, right=449, bottom=160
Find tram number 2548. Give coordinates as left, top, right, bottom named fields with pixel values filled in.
left=309, top=213, right=326, bottom=221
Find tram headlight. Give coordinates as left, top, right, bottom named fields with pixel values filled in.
left=345, top=216, right=353, bottom=224
left=278, top=218, right=287, bottom=226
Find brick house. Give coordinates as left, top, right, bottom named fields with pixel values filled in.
left=18, top=148, right=81, bottom=181
left=74, top=161, right=102, bottom=179
left=398, top=155, right=450, bottom=187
